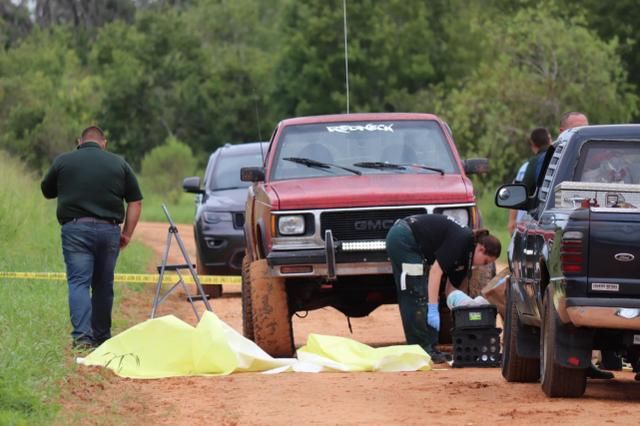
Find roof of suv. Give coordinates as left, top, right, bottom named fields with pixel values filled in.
left=215, top=141, right=267, bottom=156
left=279, top=113, right=441, bottom=126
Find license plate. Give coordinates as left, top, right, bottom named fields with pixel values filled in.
left=591, top=283, right=619, bottom=292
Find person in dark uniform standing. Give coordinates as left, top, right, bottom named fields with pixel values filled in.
left=386, top=214, right=501, bottom=363
left=41, top=126, right=143, bottom=350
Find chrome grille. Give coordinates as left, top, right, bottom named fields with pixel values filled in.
left=320, top=208, right=426, bottom=241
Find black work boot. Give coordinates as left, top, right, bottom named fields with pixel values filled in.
left=586, top=362, right=614, bottom=379
left=428, top=349, right=452, bottom=364
left=424, top=325, right=451, bottom=364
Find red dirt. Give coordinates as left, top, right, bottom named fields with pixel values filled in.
left=58, top=222, right=640, bottom=425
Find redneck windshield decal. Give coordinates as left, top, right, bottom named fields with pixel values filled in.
left=326, top=123, right=394, bottom=133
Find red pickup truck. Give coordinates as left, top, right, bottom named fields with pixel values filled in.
left=240, top=113, right=489, bottom=356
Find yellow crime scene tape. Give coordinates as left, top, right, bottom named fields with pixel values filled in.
left=0, top=271, right=241, bottom=285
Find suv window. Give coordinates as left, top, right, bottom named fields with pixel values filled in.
left=208, top=150, right=264, bottom=191
left=270, top=120, right=458, bottom=180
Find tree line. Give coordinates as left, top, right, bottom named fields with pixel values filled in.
left=0, top=0, right=637, bottom=192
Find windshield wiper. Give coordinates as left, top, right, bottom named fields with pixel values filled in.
left=283, top=157, right=362, bottom=176
left=400, top=164, right=445, bottom=175
left=353, top=161, right=407, bottom=170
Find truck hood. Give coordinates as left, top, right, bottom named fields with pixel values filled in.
left=268, top=174, right=474, bottom=210
left=203, top=187, right=248, bottom=211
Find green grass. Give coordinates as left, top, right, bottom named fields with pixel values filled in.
left=137, top=176, right=196, bottom=224
left=476, top=188, right=510, bottom=264
left=0, top=151, right=153, bottom=425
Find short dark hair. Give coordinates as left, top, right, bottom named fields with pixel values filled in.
left=530, top=127, right=550, bottom=148
left=80, top=125, right=106, bottom=142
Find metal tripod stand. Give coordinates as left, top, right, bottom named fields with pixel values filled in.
left=150, top=204, right=213, bottom=320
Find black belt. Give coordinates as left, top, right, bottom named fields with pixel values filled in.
left=64, top=217, right=118, bottom=225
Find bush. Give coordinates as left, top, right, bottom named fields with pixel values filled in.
left=141, top=136, right=195, bottom=203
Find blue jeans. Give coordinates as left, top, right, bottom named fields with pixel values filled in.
left=61, top=221, right=121, bottom=344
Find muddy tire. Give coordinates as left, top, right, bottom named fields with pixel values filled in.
left=541, top=287, right=587, bottom=397
left=501, top=280, right=540, bottom=382
left=248, top=259, right=294, bottom=357
left=196, top=262, right=223, bottom=298
left=241, top=255, right=254, bottom=340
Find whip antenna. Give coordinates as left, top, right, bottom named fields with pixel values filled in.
left=253, top=91, right=266, bottom=163
left=343, top=0, right=350, bottom=114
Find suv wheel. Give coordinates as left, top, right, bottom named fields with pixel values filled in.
left=247, top=259, right=294, bottom=357
left=501, top=279, right=540, bottom=382
left=196, top=262, right=223, bottom=298
left=540, top=286, right=587, bottom=397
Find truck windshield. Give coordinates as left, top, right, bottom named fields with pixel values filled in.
left=270, top=120, right=458, bottom=180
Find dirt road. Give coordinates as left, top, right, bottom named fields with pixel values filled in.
left=61, top=222, right=640, bottom=425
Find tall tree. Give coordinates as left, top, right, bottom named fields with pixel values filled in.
left=562, top=0, right=640, bottom=119
left=0, top=0, right=32, bottom=47
left=273, top=0, right=439, bottom=116
left=88, top=9, right=206, bottom=165
left=34, top=0, right=135, bottom=29
left=0, top=27, right=102, bottom=170
left=432, top=4, right=637, bottom=191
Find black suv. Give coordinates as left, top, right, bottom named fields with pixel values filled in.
left=183, top=142, right=267, bottom=297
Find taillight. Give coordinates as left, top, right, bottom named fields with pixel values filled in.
left=560, top=231, right=584, bottom=274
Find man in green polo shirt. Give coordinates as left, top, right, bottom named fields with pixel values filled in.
left=41, top=126, right=143, bottom=350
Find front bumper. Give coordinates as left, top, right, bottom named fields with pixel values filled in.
left=565, top=298, right=640, bottom=330
left=267, top=252, right=391, bottom=277
left=195, top=222, right=245, bottom=273
left=267, top=230, right=392, bottom=278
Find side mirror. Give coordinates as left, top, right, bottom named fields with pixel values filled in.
left=241, top=166, right=265, bottom=182
left=182, top=176, right=204, bottom=194
left=463, top=158, right=489, bottom=175
left=495, top=184, right=528, bottom=209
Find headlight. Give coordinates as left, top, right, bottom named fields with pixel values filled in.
left=441, top=208, right=469, bottom=227
left=278, top=215, right=305, bottom=235
left=203, top=212, right=232, bottom=224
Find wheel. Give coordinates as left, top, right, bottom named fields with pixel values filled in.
left=248, top=259, right=294, bottom=357
left=501, top=279, right=540, bottom=382
left=196, top=261, right=223, bottom=298
left=241, top=255, right=254, bottom=340
left=540, top=286, right=587, bottom=397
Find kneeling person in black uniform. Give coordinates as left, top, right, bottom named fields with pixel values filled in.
left=386, top=214, right=501, bottom=363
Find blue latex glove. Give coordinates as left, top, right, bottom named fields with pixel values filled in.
left=427, top=303, right=440, bottom=331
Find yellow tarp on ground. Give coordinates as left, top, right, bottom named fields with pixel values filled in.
left=79, top=311, right=432, bottom=378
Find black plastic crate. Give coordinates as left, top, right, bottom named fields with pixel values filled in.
left=451, top=304, right=497, bottom=329
left=452, top=327, right=502, bottom=368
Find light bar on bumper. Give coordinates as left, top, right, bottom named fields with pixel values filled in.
left=341, top=240, right=387, bottom=251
